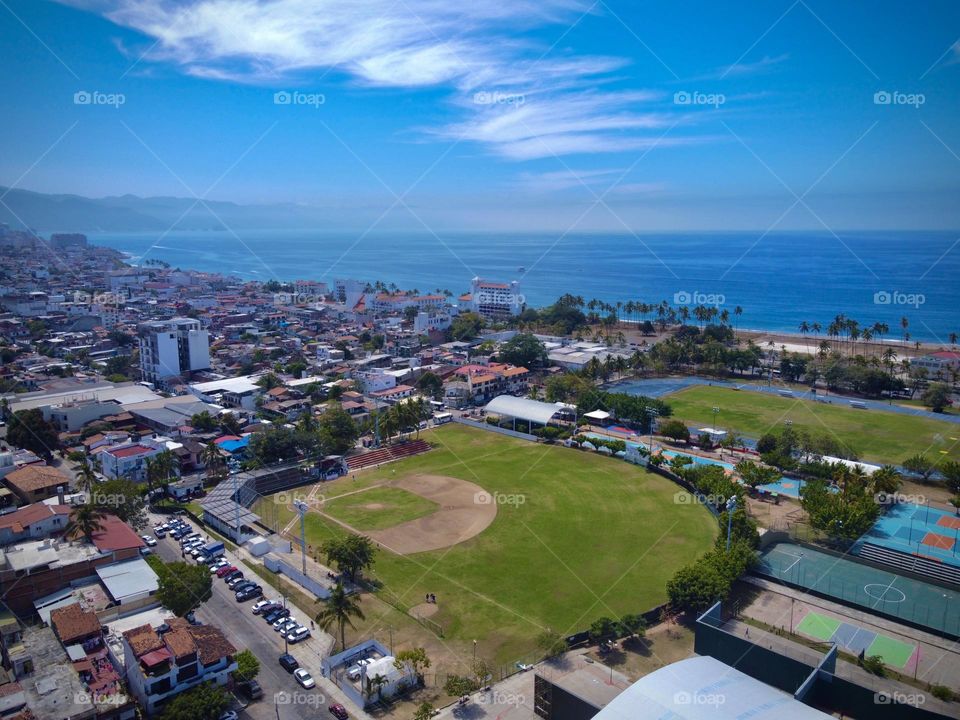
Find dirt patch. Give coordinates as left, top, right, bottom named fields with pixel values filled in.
left=350, top=474, right=497, bottom=555
left=362, top=503, right=388, bottom=510
left=409, top=602, right=438, bottom=619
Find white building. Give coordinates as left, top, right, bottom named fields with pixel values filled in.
left=414, top=310, right=452, bottom=334
left=354, top=368, right=397, bottom=393
left=99, top=438, right=179, bottom=482
left=121, top=620, right=237, bottom=716
left=468, top=277, right=523, bottom=320
left=138, top=318, right=211, bottom=386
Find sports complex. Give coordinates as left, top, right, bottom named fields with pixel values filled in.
left=254, top=421, right=718, bottom=662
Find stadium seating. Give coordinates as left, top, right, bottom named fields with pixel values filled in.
left=346, top=439, right=431, bottom=470
left=857, top=542, right=960, bottom=587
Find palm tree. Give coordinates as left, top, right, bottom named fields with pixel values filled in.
left=316, top=582, right=365, bottom=651
left=202, top=442, right=227, bottom=485
left=71, top=503, right=106, bottom=543
left=871, top=465, right=902, bottom=496
left=76, top=461, right=98, bottom=496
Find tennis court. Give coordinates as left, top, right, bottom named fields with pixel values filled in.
left=795, top=610, right=917, bottom=668
left=756, top=542, right=960, bottom=637
left=853, top=502, right=960, bottom=568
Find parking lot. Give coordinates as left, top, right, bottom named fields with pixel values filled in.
left=147, top=509, right=372, bottom=720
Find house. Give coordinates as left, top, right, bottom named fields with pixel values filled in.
left=911, top=350, right=960, bottom=378
left=0, top=503, right=72, bottom=546
left=99, top=440, right=179, bottom=482
left=3, top=464, right=70, bottom=504
left=89, top=514, right=145, bottom=560
left=122, top=619, right=237, bottom=715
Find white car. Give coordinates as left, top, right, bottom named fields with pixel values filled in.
left=294, top=668, right=315, bottom=689
left=286, top=626, right=311, bottom=644
left=141, top=535, right=157, bottom=547
left=209, top=559, right=229, bottom=573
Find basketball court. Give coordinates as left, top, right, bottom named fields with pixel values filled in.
left=795, top=610, right=917, bottom=667
left=853, top=502, right=960, bottom=568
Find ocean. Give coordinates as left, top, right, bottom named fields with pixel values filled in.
left=89, top=229, right=960, bottom=343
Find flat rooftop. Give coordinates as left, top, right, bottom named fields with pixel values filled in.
left=1, top=539, right=101, bottom=573
left=536, top=654, right=632, bottom=710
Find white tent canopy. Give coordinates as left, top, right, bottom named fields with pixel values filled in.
left=484, top=395, right=571, bottom=426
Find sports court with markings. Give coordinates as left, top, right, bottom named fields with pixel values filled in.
left=853, top=501, right=960, bottom=567
left=756, top=542, right=959, bottom=637
left=795, top=610, right=918, bottom=668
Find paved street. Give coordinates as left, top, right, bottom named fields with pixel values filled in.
left=149, top=510, right=373, bottom=720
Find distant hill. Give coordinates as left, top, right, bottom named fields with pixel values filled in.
left=0, top=187, right=336, bottom=231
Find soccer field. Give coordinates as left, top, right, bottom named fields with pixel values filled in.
left=257, top=424, right=717, bottom=662
left=665, top=386, right=960, bottom=465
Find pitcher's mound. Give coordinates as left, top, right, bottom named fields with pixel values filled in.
left=364, top=474, right=497, bottom=555
left=409, top=602, right=438, bottom=619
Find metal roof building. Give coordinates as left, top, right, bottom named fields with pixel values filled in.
left=592, top=656, right=832, bottom=720
left=97, top=558, right=159, bottom=605
left=483, top=395, right=575, bottom=426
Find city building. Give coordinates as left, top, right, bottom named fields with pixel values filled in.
left=121, top=619, right=237, bottom=715
left=99, top=440, right=172, bottom=482
left=3, top=464, right=70, bottom=505
left=0, top=502, right=72, bottom=546
left=467, top=277, right=523, bottom=320
left=138, top=318, right=211, bottom=387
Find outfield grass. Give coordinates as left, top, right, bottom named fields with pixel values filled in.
left=256, top=424, right=716, bottom=663
left=322, top=486, right=438, bottom=531
left=666, top=386, right=960, bottom=464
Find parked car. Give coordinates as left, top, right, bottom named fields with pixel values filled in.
left=237, top=679, right=263, bottom=701
left=224, top=570, right=243, bottom=583
left=273, top=618, right=300, bottom=637
left=294, top=668, right=315, bottom=689
left=273, top=615, right=295, bottom=630
left=279, top=653, right=299, bottom=672
left=141, top=535, right=157, bottom=547
left=209, top=559, right=229, bottom=573
left=236, top=585, right=262, bottom=601
left=264, top=608, right=289, bottom=623
left=217, top=565, right=238, bottom=578
left=251, top=599, right=275, bottom=614
left=232, top=580, right=255, bottom=592
left=328, top=703, right=349, bottom=720
left=286, top=626, right=311, bottom=644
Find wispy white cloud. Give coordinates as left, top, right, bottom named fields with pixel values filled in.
left=59, top=0, right=700, bottom=159
left=721, top=52, right=790, bottom=77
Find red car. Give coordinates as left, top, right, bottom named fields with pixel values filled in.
left=328, top=703, right=349, bottom=720
left=216, top=565, right=238, bottom=578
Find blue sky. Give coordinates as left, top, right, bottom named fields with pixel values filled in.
left=0, top=0, right=958, bottom=230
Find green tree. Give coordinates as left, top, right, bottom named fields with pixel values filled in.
left=233, top=649, right=260, bottom=682
left=450, top=312, right=483, bottom=341
left=6, top=409, right=59, bottom=459
left=498, top=333, right=547, bottom=368
left=940, top=461, right=960, bottom=495
left=152, top=559, right=213, bottom=617
left=318, top=406, right=359, bottom=455
left=321, top=535, right=376, bottom=582
left=158, top=681, right=229, bottom=720
left=734, top=460, right=781, bottom=490
left=394, top=647, right=431, bottom=683
left=315, top=582, right=366, bottom=651
left=71, top=503, right=106, bottom=543
left=658, top=418, right=690, bottom=444
left=536, top=628, right=568, bottom=659
left=190, top=411, right=218, bottom=431
left=443, top=674, right=478, bottom=697
left=416, top=371, right=444, bottom=400
left=413, top=701, right=436, bottom=720
left=903, top=453, right=936, bottom=482
left=202, top=442, right=227, bottom=485
left=921, top=382, right=951, bottom=413
left=92, top=477, right=148, bottom=529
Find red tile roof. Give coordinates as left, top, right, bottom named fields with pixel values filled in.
left=90, top=514, right=144, bottom=552
left=106, top=444, right=154, bottom=459
left=50, top=602, right=102, bottom=644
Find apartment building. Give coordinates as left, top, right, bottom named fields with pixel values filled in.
left=138, top=318, right=211, bottom=386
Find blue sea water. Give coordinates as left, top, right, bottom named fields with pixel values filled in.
left=89, top=229, right=960, bottom=342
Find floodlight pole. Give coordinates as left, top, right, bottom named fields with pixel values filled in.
left=294, top=500, right=309, bottom=575
left=725, top=497, right=737, bottom=552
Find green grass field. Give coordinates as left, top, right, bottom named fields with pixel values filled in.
left=255, top=424, right=716, bottom=663
left=665, top=386, right=960, bottom=465
left=322, top=486, right=438, bottom=531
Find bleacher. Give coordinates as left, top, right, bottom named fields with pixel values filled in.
left=346, top=439, right=431, bottom=470
left=857, top=542, right=960, bottom=587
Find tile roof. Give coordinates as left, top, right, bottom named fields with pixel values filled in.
left=0, top=502, right=71, bottom=531
left=122, top=624, right=165, bottom=657
left=3, top=465, right=68, bottom=494
left=164, top=628, right=197, bottom=660
left=90, top=514, right=145, bottom=552
left=105, top=444, right=155, bottom=459
left=186, top=625, right=236, bottom=665
left=50, top=602, right=101, bottom=644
